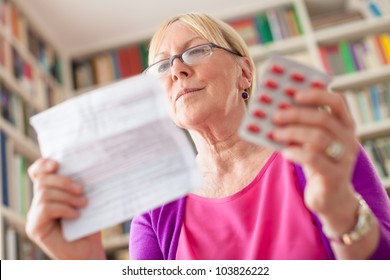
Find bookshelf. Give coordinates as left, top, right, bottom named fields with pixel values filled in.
left=0, top=0, right=65, bottom=259
left=1, top=0, right=390, bottom=259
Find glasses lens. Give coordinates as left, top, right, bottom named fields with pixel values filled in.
left=148, top=59, right=170, bottom=78
left=183, top=45, right=212, bottom=65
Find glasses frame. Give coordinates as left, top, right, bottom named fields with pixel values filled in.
left=144, top=43, right=242, bottom=77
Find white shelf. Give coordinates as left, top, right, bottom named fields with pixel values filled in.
left=250, top=36, right=307, bottom=61
left=0, top=27, right=63, bottom=91
left=357, top=119, right=390, bottom=139
left=0, top=205, right=27, bottom=238
left=0, top=66, right=45, bottom=112
left=0, top=117, right=40, bottom=162
left=330, top=66, right=390, bottom=91
left=314, top=15, right=390, bottom=44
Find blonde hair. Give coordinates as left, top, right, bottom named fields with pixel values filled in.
left=148, top=13, right=255, bottom=98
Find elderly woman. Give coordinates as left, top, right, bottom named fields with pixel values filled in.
left=26, top=13, right=390, bottom=260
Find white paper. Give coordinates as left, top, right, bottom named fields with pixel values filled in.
left=30, top=75, right=202, bottom=242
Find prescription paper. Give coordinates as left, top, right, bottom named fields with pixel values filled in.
left=30, top=75, right=202, bottom=242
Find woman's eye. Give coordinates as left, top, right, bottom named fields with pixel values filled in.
left=188, top=47, right=208, bottom=56
left=157, top=62, right=170, bottom=73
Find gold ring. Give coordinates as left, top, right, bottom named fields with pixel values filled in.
left=325, top=141, right=345, bottom=161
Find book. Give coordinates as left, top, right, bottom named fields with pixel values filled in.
left=74, top=61, right=94, bottom=89
left=284, top=6, right=301, bottom=36
left=373, top=34, right=388, bottom=65
left=368, top=85, right=382, bottom=121
left=266, top=8, right=283, bottom=41
left=254, top=14, right=273, bottom=44
left=0, top=130, right=9, bottom=206
left=345, top=91, right=363, bottom=125
left=377, top=84, right=389, bottom=120
left=364, top=35, right=382, bottom=68
left=322, top=44, right=345, bottom=75
left=310, top=10, right=363, bottom=31
left=379, top=33, right=390, bottom=63
left=339, top=41, right=356, bottom=73
left=117, top=46, right=143, bottom=78
left=229, top=17, right=260, bottom=46
left=92, top=53, right=114, bottom=85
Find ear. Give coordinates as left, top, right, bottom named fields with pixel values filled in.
left=237, top=56, right=254, bottom=90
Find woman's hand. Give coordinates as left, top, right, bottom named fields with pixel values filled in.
left=271, top=89, right=381, bottom=259
left=26, top=158, right=106, bottom=259
left=272, top=89, right=361, bottom=224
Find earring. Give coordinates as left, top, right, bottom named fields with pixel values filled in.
left=241, top=90, right=249, bottom=100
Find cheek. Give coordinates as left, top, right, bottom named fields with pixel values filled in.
left=162, top=80, right=178, bottom=117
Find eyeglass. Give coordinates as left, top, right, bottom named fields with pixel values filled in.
left=144, top=43, right=242, bottom=78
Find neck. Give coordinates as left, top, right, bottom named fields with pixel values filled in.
left=187, top=118, right=272, bottom=198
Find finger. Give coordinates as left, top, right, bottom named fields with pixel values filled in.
left=35, top=188, right=88, bottom=208
left=28, top=158, right=59, bottom=180
left=30, top=201, right=81, bottom=223
left=294, top=90, right=355, bottom=128
left=272, top=106, right=351, bottom=138
left=272, top=125, right=333, bottom=152
left=34, top=174, right=84, bottom=195
left=281, top=145, right=338, bottom=175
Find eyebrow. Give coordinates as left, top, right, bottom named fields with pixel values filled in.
left=154, top=37, right=205, bottom=60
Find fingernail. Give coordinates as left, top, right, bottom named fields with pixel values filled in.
left=45, top=160, right=55, bottom=171
left=71, top=182, right=83, bottom=192
left=273, top=112, right=281, bottom=122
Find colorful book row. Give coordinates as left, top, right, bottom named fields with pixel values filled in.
left=319, top=32, right=390, bottom=75
left=363, top=135, right=390, bottom=180
left=72, top=43, right=148, bottom=90
left=1, top=85, right=39, bottom=142
left=228, top=4, right=302, bottom=46
left=345, top=82, right=390, bottom=125
left=0, top=36, right=64, bottom=109
left=0, top=130, right=33, bottom=216
left=0, top=0, right=62, bottom=84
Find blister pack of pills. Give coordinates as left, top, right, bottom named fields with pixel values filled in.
left=238, top=55, right=333, bottom=149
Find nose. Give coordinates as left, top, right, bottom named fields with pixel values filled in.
left=170, top=57, right=190, bottom=80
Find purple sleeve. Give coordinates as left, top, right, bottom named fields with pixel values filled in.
left=129, top=197, right=186, bottom=260
left=295, top=146, right=390, bottom=259
left=352, top=148, right=390, bottom=259
left=129, top=213, right=163, bottom=260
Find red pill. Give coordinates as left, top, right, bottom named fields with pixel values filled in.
left=290, top=72, right=305, bottom=83
left=247, top=124, right=261, bottom=133
left=252, top=109, right=267, bottom=119
left=258, top=95, right=273, bottom=104
left=270, top=64, right=285, bottom=75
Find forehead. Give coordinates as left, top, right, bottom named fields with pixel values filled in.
left=156, top=22, right=205, bottom=56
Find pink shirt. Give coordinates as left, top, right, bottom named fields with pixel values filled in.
left=176, top=152, right=329, bottom=259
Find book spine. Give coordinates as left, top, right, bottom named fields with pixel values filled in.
left=1, top=130, right=9, bottom=206
left=379, top=33, right=390, bottom=63
left=387, top=82, right=390, bottom=116
left=345, top=91, right=363, bottom=125
left=357, top=90, right=369, bottom=124
left=254, top=14, right=273, bottom=44
left=369, top=85, right=382, bottom=121
left=266, top=8, right=283, bottom=41
left=318, top=46, right=332, bottom=74
left=349, top=42, right=362, bottom=71
left=339, top=41, right=356, bottom=73
left=373, top=34, right=388, bottom=64
left=292, top=4, right=303, bottom=35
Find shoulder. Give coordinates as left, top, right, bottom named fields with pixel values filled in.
left=130, top=196, right=187, bottom=259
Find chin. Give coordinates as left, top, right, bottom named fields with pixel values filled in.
left=175, top=113, right=206, bottom=130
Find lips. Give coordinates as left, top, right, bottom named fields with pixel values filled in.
left=176, top=87, right=205, bottom=101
